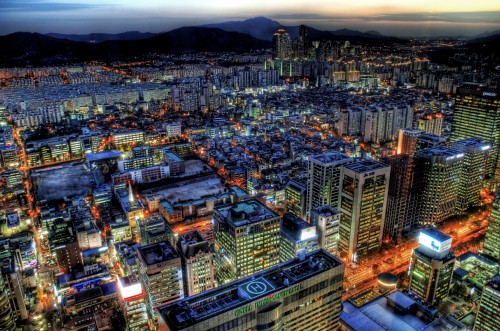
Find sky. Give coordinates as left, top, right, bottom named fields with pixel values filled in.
left=1, top=0, right=500, bottom=37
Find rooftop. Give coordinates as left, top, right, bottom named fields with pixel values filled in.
left=421, top=228, right=451, bottom=243
left=215, top=198, right=278, bottom=227
left=417, top=146, right=464, bottom=163
left=343, top=158, right=389, bottom=173
left=85, top=150, right=122, bottom=163
left=137, top=241, right=179, bottom=266
left=308, top=151, right=351, bottom=165
left=451, top=138, right=491, bottom=154
left=159, top=249, right=342, bottom=330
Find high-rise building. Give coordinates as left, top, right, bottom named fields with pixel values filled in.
left=415, top=133, right=447, bottom=152
left=418, top=112, right=443, bottom=136
left=280, top=213, right=318, bottom=262
left=409, top=229, right=455, bottom=305
left=310, top=205, right=341, bottom=256
left=451, top=138, right=491, bottom=213
left=397, top=128, right=424, bottom=155
left=177, top=231, right=215, bottom=297
left=299, top=24, right=309, bottom=56
left=285, top=178, right=308, bottom=220
left=0, top=275, right=16, bottom=331
left=381, top=154, right=418, bottom=240
left=157, top=249, right=345, bottom=331
left=414, top=146, right=464, bottom=226
left=272, top=28, right=292, bottom=60
left=483, top=192, right=500, bottom=263
left=338, top=159, right=390, bottom=261
left=137, top=241, right=183, bottom=324
left=306, top=152, right=352, bottom=220
left=214, top=199, right=281, bottom=282
left=474, top=274, right=500, bottom=331
left=117, top=275, right=149, bottom=331
left=451, top=84, right=500, bottom=177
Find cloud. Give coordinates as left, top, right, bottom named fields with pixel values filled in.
left=0, top=1, right=111, bottom=12
left=364, top=11, right=500, bottom=24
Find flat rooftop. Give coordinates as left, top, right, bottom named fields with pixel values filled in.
left=215, top=199, right=278, bottom=227
left=144, top=175, right=223, bottom=204
left=159, top=249, right=342, bottom=330
left=341, top=290, right=465, bottom=331
left=137, top=241, right=178, bottom=266
left=343, top=159, right=389, bottom=173
left=452, top=138, right=491, bottom=153
left=309, top=151, right=351, bottom=165
left=85, top=150, right=122, bottom=163
left=417, top=146, right=464, bottom=163
left=455, top=252, right=498, bottom=288
left=421, top=228, right=451, bottom=243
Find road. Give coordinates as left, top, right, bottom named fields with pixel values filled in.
left=342, top=206, right=491, bottom=301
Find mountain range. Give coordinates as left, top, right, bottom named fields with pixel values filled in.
left=1, top=17, right=498, bottom=67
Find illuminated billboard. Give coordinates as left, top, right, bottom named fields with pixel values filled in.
left=299, top=227, right=317, bottom=241
left=419, top=231, right=451, bottom=253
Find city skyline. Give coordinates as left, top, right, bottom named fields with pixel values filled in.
left=1, top=0, right=500, bottom=37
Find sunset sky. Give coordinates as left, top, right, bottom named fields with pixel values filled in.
left=2, top=0, right=500, bottom=37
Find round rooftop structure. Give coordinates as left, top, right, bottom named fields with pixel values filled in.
left=377, top=272, right=398, bottom=292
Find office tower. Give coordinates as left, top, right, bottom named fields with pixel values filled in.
left=475, top=274, right=500, bottom=331
left=409, top=229, right=455, bottom=305
left=451, top=138, right=491, bottom=213
left=49, top=219, right=83, bottom=273
left=306, top=152, right=352, bottom=219
left=483, top=193, right=500, bottom=263
left=214, top=199, right=280, bottom=282
left=414, top=146, right=464, bottom=226
left=272, top=28, right=292, bottom=59
left=177, top=231, right=215, bottom=297
left=310, top=205, right=340, bottom=256
left=280, top=213, right=318, bottom=262
left=117, top=276, right=149, bottom=331
left=1, top=258, right=28, bottom=321
left=137, top=214, right=174, bottom=246
left=338, top=159, right=390, bottom=262
left=381, top=154, right=418, bottom=240
left=417, top=112, right=443, bottom=136
left=137, top=241, right=183, bottom=324
left=398, top=128, right=424, bottom=155
left=299, top=24, right=309, bottom=56
left=285, top=178, right=307, bottom=219
left=451, top=85, right=500, bottom=177
left=158, top=250, right=345, bottom=331
left=0, top=275, right=15, bottom=331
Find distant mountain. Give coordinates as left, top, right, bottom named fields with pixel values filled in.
left=46, top=31, right=157, bottom=43
left=0, top=28, right=270, bottom=66
left=200, top=17, right=280, bottom=41
left=200, top=16, right=399, bottom=44
left=468, top=30, right=500, bottom=40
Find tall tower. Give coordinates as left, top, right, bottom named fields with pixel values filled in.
left=483, top=191, right=500, bottom=264
left=306, top=152, right=352, bottom=220
left=397, top=128, right=423, bottom=155
left=214, top=199, right=281, bottom=282
left=451, top=84, right=500, bottom=177
left=338, top=159, right=390, bottom=261
left=409, top=229, right=455, bottom=305
left=474, top=274, right=500, bottom=331
left=0, top=276, right=16, bottom=331
left=414, top=146, right=464, bottom=226
left=177, top=231, right=215, bottom=297
left=451, top=138, right=491, bottom=214
left=299, top=24, right=309, bottom=56
left=272, top=28, right=292, bottom=60
left=310, top=205, right=341, bottom=256
left=117, top=276, right=149, bottom=331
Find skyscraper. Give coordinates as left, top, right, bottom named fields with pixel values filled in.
left=214, top=199, right=281, bottom=282
left=272, top=28, right=292, bottom=60
left=137, top=241, right=183, bottom=324
left=0, top=276, right=16, bottom=331
left=310, top=205, right=341, bottom=256
left=474, top=274, right=500, bottom=331
left=451, top=84, right=500, bottom=177
left=280, top=212, right=318, bottom=262
left=306, top=152, right=352, bottom=220
left=483, top=191, right=500, bottom=263
left=451, top=138, right=491, bottom=214
left=157, top=249, right=345, bottom=331
left=285, top=178, right=308, bottom=219
left=409, top=229, right=455, bottom=305
left=397, top=128, right=423, bottom=155
left=117, top=275, right=149, bottom=331
left=414, top=146, right=464, bottom=226
left=338, top=159, right=390, bottom=261
left=177, top=231, right=215, bottom=297
left=381, top=154, right=418, bottom=240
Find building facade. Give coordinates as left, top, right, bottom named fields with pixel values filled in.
left=310, top=205, right=341, bottom=256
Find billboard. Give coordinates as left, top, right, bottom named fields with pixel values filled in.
left=6, top=212, right=20, bottom=228
left=419, top=231, right=451, bottom=253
